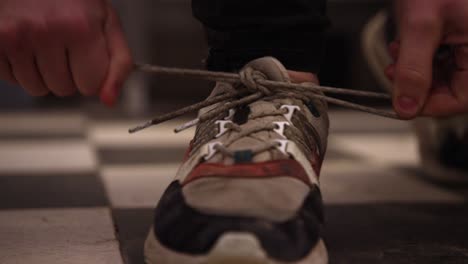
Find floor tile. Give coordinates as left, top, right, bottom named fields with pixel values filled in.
left=113, top=209, right=154, bottom=264
left=0, top=111, right=86, bottom=139
left=0, top=173, right=108, bottom=209
left=329, top=110, right=411, bottom=134
left=88, top=120, right=194, bottom=148
left=101, top=164, right=178, bottom=208
left=321, top=165, right=464, bottom=204
left=0, top=140, right=97, bottom=175
left=326, top=203, right=468, bottom=264
left=331, top=133, right=420, bottom=167
left=0, top=208, right=123, bottom=264
left=97, top=147, right=187, bottom=165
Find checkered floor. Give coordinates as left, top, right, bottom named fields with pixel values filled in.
left=0, top=110, right=467, bottom=264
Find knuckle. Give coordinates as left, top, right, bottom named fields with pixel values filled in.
left=406, top=15, right=438, bottom=33
left=55, top=15, right=95, bottom=38
left=0, top=19, right=47, bottom=49
left=396, top=65, right=430, bottom=88
left=0, top=21, right=23, bottom=48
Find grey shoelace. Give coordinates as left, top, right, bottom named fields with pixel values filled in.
left=129, top=63, right=402, bottom=134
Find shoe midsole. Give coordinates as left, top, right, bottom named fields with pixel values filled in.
left=144, top=227, right=328, bottom=264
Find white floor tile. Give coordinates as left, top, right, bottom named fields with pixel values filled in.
left=101, top=164, right=179, bottom=208
left=0, top=111, right=86, bottom=136
left=88, top=120, right=194, bottom=148
left=321, top=161, right=463, bottom=204
left=329, top=110, right=411, bottom=133
left=0, top=208, right=123, bottom=264
left=330, top=133, right=420, bottom=167
left=0, top=140, right=97, bottom=175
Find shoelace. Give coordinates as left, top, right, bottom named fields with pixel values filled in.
left=129, top=63, right=402, bottom=134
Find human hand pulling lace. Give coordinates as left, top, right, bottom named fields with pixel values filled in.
left=387, top=0, right=468, bottom=119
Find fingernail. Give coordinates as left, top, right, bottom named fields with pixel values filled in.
left=397, top=96, right=419, bottom=115
left=100, top=88, right=117, bottom=107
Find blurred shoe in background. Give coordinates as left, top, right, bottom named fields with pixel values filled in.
left=362, top=10, right=468, bottom=183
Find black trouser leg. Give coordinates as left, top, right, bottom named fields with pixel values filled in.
left=192, top=0, right=329, bottom=73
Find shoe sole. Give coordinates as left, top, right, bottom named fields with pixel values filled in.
left=144, top=227, right=328, bottom=264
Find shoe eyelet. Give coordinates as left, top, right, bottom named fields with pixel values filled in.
left=205, top=142, right=223, bottom=160
left=225, top=109, right=236, bottom=120
left=272, top=121, right=289, bottom=138
left=215, top=120, right=233, bottom=138
left=280, top=105, right=300, bottom=122
left=274, top=139, right=289, bottom=155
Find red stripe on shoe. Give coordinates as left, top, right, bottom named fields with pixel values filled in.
left=183, top=159, right=312, bottom=186
left=311, top=151, right=324, bottom=177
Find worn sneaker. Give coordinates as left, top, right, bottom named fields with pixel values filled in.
left=144, top=57, right=329, bottom=264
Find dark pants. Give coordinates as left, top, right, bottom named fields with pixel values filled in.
left=192, top=0, right=329, bottom=73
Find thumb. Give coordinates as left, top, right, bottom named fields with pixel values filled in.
left=100, top=5, right=134, bottom=107
left=393, top=15, right=442, bottom=119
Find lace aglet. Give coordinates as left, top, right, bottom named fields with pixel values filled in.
left=129, top=120, right=154, bottom=134
left=174, top=118, right=200, bottom=133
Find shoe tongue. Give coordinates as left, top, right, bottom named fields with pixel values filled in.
left=241, top=57, right=291, bottom=83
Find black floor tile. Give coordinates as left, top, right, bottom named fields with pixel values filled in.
left=398, top=167, right=468, bottom=200
left=0, top=173, right=108, bottom=209
left=326, top=204, right=468, bottom=264
left=98, top=147, right=187, bottom=165
left=113, top=208, right=154, bottom=264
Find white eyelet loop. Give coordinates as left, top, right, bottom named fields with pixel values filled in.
left=205, top=142, right=222, bottom=160
left=273, top=121, right=290, bottom=138
left=215, top=120, right=233, bottom=138
left=280, top=105, right=300, bottom=122
left=274, top=140, right=289, bottom=155
left=225, top=109, right=236, bottom=120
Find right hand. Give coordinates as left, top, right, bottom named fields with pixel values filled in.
left=0, top=0, right=133, bottom=106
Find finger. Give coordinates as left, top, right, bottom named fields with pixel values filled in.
left=388, top=41, right=400, bottom=62
left=421, top=87, right=466, bottom=116
left=67, top=25, right=109, bottom=97
left=454, top=45, right=468, bottom=70
left=35, top=44, right=77, bottom=97
left=393, top=5, right=442, bottom=119
left=385, top=63, right=396, bottom=81
left=0, top=55, right=18, bottom=85
left=100, top=5, right=133, bottom=107
left=9, top=50, right=48, bottom=96
left=449, top=45, right=468, bottom=110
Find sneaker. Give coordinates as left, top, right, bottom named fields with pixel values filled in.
left=363, top=11, right=468, bottom=183
left=414, top=116, right=468, bottom=183
left=144, top=57, right=329, bottom=264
